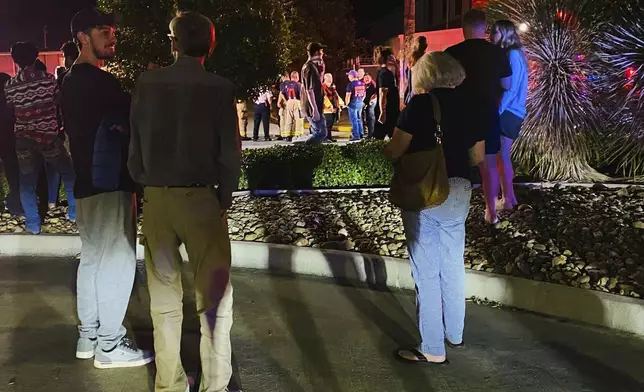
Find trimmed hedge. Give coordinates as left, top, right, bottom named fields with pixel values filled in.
left=0, top=141, right=394, bottom=199
left=240, top=140, right=393, bottom=190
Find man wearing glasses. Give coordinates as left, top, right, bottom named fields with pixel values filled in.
left=129, top=11, right=241, bottom=392
left=62, top=8, right=154, bottom=368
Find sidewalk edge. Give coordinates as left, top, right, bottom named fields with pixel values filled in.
left=1, top=235, right=642, bottom=336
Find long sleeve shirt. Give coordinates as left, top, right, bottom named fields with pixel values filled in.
left=5, top=66, right=59, bottom=143
left=128, top=56, right=241, bottom=210
left=62, top=63, right=136, bottom=198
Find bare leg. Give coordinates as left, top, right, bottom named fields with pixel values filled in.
left=498, top=137, right=517, bottom=209
left=479, top=155, right=500, bottom=224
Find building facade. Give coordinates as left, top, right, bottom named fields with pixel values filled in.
left=365, top=0, right=489, bottom=45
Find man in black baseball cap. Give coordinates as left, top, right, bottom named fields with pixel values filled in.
left=306, top=42, right=326, bottom=55
left=70, top=8, right=117, bottom=61
left=62, top=8, right=154, bottom=370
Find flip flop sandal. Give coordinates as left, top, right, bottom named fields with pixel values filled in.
left=395, top=348, right=449, bottom=365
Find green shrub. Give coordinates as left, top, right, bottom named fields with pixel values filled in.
left=0, top=142, right=393, bottom=197
left=240, top=140, right=393, bottom=190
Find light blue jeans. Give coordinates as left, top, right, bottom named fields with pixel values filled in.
left=305, top=115, right=327, bottom=144
left=76, top=191, right=137, bottom=351
left=401, top=177, right=472, bottom=357
left=348, top=101, right=364, bottom=140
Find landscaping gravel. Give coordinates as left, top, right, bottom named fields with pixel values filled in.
left=2, top=185, right=643, bottom=299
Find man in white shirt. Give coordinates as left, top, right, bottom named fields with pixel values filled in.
left=252, top=89, right=273, bottom=141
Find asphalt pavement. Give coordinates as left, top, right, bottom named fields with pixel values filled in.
left=1, top=256, right=644, bottom=392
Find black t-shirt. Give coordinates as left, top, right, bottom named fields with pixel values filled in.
left=446, top=39, right=512, bottom=131
left=61, top=63, right=135, bottom=198
left=56, top=68, right=69, bottom=89
left=396, top=89, right=486, bottom=181
left=301, top=60, right=324, bottom=116
left=376, top=67, right=400, bottom=116
left=364, top=82, right=377, bottom=105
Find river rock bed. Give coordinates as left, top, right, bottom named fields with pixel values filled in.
left=1, top=185, right=643, bottom=299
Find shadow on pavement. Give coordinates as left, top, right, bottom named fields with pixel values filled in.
left=544, top=341, right=644, bottom=392
left=257, top=193, right=435, bottom=391
left=265, top=229, right=343, bottom=391
left=502, top=274, right=644, bottom=392
left=5, top=258, right=102, bottom=392
left=321, top=196, right=435, bottom=392
left=130, top=259, right=245, bottom=392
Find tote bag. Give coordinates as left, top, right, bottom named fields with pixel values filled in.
left=389, top=94, right=449, bottom=211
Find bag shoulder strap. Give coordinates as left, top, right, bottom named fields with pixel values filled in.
left=429, top=93, right=443, bottom=145
left=429, top=93, right=441, bottom=126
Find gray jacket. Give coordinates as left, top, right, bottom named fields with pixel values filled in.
left=128, top=56, right=241, bottom=209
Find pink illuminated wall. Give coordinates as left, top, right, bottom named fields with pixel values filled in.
left=392, top=28, right=466, bottom=56
left=0, top=52, right=64, bottom=76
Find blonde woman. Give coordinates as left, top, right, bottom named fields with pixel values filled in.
left=385, top=52, right=485, bottom=364
left=490, top=20, right=529, bottom=210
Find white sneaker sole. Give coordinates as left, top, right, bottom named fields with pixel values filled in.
left=76, top=350, right=95, bottom=359
left=93, top=355, right=155, bottom=369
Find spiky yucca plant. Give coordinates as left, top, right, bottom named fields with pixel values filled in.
left=488, top=0, right=607, bottom=181
left=597, top=3, right=644, bottom=177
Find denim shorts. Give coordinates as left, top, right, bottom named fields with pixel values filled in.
left=500, top=111, right=524, bottom=140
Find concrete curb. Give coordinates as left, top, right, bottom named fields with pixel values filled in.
left=1, top=235, right=642, bottom=337
left=233, top=181, right=643, bottom=197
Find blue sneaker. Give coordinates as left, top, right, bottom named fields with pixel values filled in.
left=76, top=337, right=97, bottom=359
left=93, top=337, right=154, bottom=369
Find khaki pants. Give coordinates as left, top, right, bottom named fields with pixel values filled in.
left=236, top=101, right=248, bottom=138
left=278, top=107, right=286, bottom=136
left=143, top=187, right=233, bottom=392
left=281, top=99, right=303, bottom=138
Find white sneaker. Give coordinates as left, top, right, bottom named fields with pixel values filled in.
left=292, top=136, right=308, bottom=144
left=93, top=337, right=154, bottom=369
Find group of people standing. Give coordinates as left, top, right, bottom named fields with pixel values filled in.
left=0, top=4, right=530, bottom=390
left=0, top=43, right=78, bottom=234
left=384, top=9, right=528, bottom=364
left=236, top=47, right=386, bottom=144
left=2, top=7, right=243, bottom=392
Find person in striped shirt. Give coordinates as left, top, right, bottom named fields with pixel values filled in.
left=4, top=42, right=76, bottom=234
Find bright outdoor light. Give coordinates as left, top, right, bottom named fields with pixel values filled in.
left=518, top=22, right=529, bottom=33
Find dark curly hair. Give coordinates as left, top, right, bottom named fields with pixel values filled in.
left=373, top=46, right=393, bottom=65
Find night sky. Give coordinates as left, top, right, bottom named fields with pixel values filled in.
left=0, top=0, right=401, bottom=52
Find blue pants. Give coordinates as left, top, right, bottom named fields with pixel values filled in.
left=16, top=138, right=76, bottom=233
left=348, top=102, right=364, bottom=140
left=45, top=161, right=60, bottom=204
left=305, top=115, right=327, bottom=144
left=253, top=104, right=270, bottom=140
left=401, top=178, right=472, bottom=357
